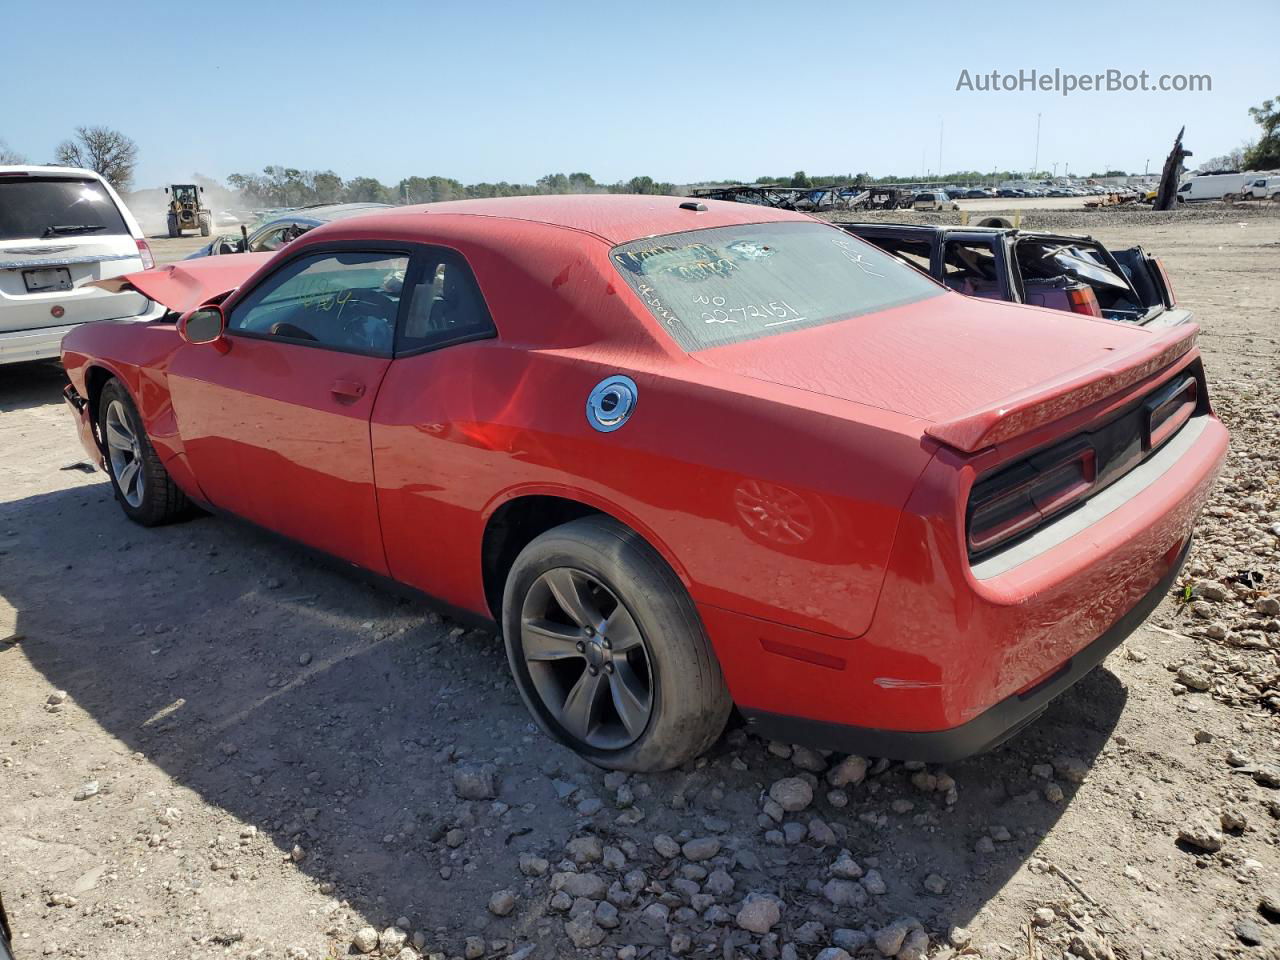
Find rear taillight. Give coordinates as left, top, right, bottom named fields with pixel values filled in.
left=1152, top=256, right=1177, bottom=306
left=136, top=238, right=155, bottom=270
left=968, top=440, right=1097, bottom=555
left=1144, top=375, right=1197, bottom=450
left=1067, top=286, right=1103, bottom=317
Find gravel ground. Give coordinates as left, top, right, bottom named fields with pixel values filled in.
left=1, top=212, right=1278, bottom=960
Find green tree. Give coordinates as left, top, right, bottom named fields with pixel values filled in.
left=312, top=171, right=344, bottom=203
left=1244, top=95, right=1280, bottom=170
left=344, top=177, right=392, bottom=203
left=790, top=170, right=811, bottom=187
left=537, top=173, right=571, bottom=193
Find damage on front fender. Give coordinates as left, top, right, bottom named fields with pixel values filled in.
left=63, top=381, right=103, bottom=470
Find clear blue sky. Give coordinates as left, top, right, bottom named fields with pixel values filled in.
left=5, top=0, right=1276, bottom=189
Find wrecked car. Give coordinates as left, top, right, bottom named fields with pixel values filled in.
left=62, top=195, right=1226, bottom=771
left=840, top=222, right=1189, bottom=327
left=185, top=202, right=393, bottom=259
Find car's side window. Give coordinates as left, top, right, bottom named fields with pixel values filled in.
left=227, top=251, right=409, bottom=357
left=249, top=227, right=289, bottom=252
left=396, top=248, right=496, bottom=355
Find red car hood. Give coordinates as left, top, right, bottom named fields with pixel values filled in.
left=696, top=292, right=1198, bottom=452
left=92, top=253, right=273, bottom=314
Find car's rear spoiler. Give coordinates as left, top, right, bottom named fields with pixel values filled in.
left=91, top=252, right=273, bottom=315
left=924, top=324, right=1200, bottom=453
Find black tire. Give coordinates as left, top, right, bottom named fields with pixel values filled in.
left=97, top=379, right=191, bottom=526
left=502, top=515, right=731, bottom=772
left=166, top=214, right=180, bottom=238
left=198, top=215, right=211, bottom=237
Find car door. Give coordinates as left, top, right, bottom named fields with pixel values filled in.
left=368, top=246, right=499, bottom=605
left=166, top=245, right=414, bottom=573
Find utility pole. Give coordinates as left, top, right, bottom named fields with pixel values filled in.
left=1052, top=162, right=1058, bottom=177
left=937, top=119, right=944, bottom=180
left=1145, top=158, right=1150, bottom=175
left=1033, top=112, right=1041, bottom=176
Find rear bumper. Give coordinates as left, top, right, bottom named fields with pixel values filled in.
left=0, top=300, right=164, bottom=365
left=0, top=322, right=80, bottom=364
left=741, top=535, right=1190, bottom=761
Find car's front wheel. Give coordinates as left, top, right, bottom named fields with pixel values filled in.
left=98, top=379, right=191, bottom=526
left=502, top=516, right=731, bottom=772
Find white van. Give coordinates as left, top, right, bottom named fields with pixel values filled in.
left=0, top=166, right=162, bottom=365
left=1242, top=175, right=1280, bottom=201
left=1175, top=172, right=1262, bottom=202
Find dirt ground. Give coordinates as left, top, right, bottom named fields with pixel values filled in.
left=1, top=209, right=1278, bottom=960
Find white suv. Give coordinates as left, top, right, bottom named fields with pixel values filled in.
left=1, top=165, right=163, bottom=365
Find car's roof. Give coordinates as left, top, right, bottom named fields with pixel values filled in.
left=397, top=194, right=813, bottom=245
left=0, top=164, right=111, bottom=181
left=255, top=202, right=393, bottom=228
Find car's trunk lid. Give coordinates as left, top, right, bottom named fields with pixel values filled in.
left=695, top=292, right=1199, bottom=452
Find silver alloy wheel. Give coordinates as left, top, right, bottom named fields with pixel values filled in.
left=104, top=399, right=144, bottom=508
left=520, top=567, right=654, bottom=750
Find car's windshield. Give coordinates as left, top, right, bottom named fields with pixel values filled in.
left=610, top=221, right=943, bottom=351
left=0, top=176, right=129, bottom=242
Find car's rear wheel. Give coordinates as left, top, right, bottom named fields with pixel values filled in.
left=502, top=516, right=731, bottom=772
left=98, top=380, right=191, bottom=526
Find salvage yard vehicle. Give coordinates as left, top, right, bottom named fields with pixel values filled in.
left=186, top=202, right=393, bottom=259
left=841, top=222, right=1189, bottom=327
left=912, top=190, right=958, bottom=212
left=165, top=184, right=212, bottom=237
left=1241, top=175, right=1280, bottom=201
left=0, top=165, right=159, bottom=365
left=61, top=195, right=1227, bottom=771
left=1176, top=171, right=1265, bottom=202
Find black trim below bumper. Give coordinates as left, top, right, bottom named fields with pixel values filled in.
left=741, top=537, right=1191, bottom=763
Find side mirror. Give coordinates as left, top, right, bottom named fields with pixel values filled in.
left=178, top=304, right=227, bottom=347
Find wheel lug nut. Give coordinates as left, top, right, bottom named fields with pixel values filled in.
left=585, top=626, right=595, bottom=637
left=588, top=665, right=598, bottom=676
left=602, top=639, right=611, bottom=650
left=604, top=662, right=614, bottom=674
left=575, top=641, right=585, bottom=652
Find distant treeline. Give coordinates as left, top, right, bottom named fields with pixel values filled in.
left=224, top=164, right=1148, bottom=209
left=226, top=167, right=679, bottom=207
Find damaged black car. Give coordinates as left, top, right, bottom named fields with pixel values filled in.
left=839, top=222, right=1189, bottom=327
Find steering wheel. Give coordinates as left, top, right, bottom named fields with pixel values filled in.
left=334, top=289, right=397, bottom=349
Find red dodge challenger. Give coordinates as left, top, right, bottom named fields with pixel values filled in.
left=61, top=195, right=1228, bottom=771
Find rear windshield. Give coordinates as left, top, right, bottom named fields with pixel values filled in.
left=610, top=221, right=943, bottom=351
left=0, top=176, right=130, bottom=242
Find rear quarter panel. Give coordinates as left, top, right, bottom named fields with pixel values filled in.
left=370, top=226, right=934, bottom=638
